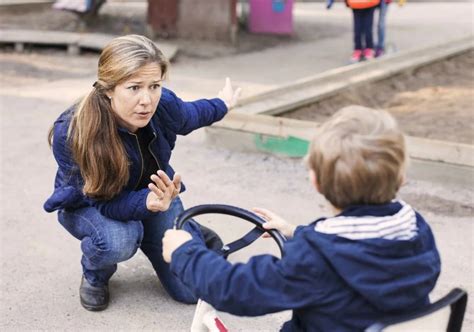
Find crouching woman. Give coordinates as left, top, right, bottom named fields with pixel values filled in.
left=44, top=34, right=240, bottom=311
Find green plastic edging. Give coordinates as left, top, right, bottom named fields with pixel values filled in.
left=254, top=134, right=310, bottom=157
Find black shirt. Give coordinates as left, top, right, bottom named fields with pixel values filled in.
left=135, top=127, right=160, bottom=190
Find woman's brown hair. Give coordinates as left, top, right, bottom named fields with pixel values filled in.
left=49, top=35, right=169, bottom=200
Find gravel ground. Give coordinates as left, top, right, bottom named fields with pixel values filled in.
left=282, top=50, right=474, bottom=144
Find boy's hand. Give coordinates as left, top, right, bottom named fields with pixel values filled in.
left=162, top=230, right=193, bottom=263
left=253, top=208, right=297, bottom=239
left=217, top=77, right=242, bottom=110
left=146, top=170, right=181, bottom=212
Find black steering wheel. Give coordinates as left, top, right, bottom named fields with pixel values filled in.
left=175, top=204, right=287, bottom=258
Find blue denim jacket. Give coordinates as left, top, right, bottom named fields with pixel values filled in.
left=44, top=88, right=227, bottom=221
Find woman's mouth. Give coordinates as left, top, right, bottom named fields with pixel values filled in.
left=136, top=112, right=151, bottom=118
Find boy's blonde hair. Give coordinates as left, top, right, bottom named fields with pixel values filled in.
left=307, top=106, right=406, bottom=209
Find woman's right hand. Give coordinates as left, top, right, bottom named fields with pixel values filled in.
left=146, top=170, right=181, bottom=212
left=217, top=77, right=241, bottom=110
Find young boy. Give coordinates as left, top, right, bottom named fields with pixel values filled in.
left=162, top=107, right=441, bottom=331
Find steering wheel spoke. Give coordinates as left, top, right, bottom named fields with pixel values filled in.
left=219, top=226, right=263, bottom=258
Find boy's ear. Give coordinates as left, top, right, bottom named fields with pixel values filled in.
left=309, top=169, right=321, bottom=193
left=399, top=172, right=407, bottom=187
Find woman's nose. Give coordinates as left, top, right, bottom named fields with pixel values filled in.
left=140, top=91, right=152, bottom=105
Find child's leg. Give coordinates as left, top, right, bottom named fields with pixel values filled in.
left=362, top=7, right=376, bottom=50
left=352, top=9, right=363, bottom=51
left=377, top=1, right=389, bottom=52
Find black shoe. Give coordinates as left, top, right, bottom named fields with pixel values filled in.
left=199, top=223, right=224, bottom=251
left=80, top=275, right=109, bottom=311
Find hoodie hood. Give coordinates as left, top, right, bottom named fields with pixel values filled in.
left=306, top=201, right=440, bottom=312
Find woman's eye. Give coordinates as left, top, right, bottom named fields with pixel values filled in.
left=151, top=84, right=161, bottom=90
left=128, top=86, right=139, bottom=91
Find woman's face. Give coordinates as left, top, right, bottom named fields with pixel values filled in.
left=107, top=63, right=163, bottom=133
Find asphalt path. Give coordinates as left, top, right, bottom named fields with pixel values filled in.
left=1, top=2, right=473, bottom=331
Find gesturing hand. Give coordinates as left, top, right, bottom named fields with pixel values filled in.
left=146, top=170, right=181, bottom=212
left=217, top=77, right=242, bottom=110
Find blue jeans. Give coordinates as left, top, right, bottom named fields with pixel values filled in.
left=58, top=197, right=202, bottom=303
left=352, top=7, right=376, bottom=50
left=376, top=1, right=389, bottom=51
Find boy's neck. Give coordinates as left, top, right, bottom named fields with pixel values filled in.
left=330, top=205, right=342, bottom=216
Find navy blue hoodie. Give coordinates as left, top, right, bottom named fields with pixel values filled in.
left=170, top=201, right=440, bottom=331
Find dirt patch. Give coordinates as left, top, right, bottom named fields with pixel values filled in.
left=400, top=192, right=474, bottom=218
left=282, top=50, right=474, bottom=144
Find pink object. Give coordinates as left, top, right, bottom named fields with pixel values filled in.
left=363, top=48, right=375, bottom=60
left=191, top=299, right=229, bottom=332
left=350, top=49, right=363, bottom=63
left=249, top=0, right=294, bottom=35
left=213, top=318, right=229, bottom=332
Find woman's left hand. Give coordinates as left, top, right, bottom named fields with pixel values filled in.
left=217, top=77, right=242, bottom=110
left=146, top=170, right=181, bottom=212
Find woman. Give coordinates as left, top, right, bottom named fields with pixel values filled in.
left=44, top=34, right=240, bottom=311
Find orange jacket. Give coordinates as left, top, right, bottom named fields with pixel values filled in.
left=346, top=0, right=380, bottom=9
